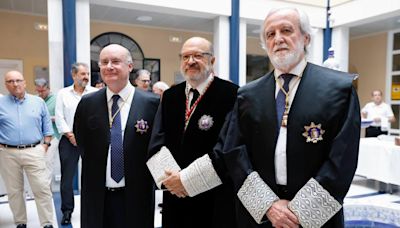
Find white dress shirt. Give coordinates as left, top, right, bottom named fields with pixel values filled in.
left=185, top=74, right=214, bottom=109
left=274, top=58, right=306, bottom=185
left=361, top=102, right=394, bottom=128
left=55, top=85, right=98, bottom=134
left=105, top=83, right=135, bottom=188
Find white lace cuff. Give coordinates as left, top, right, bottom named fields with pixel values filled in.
left=237, top=171, right=279, bottom=224
left=288, top=178, right=342, bottom=228
left=180, top=154, right=222, bottom=197
left=146, top=146, right=181, bottom=189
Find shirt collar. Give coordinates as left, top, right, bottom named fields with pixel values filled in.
left=10, top=92, right=26, bottom=103
left=186, top=73, right=214, bottom=96
left=69, top=85, right=91, bottom=94
left=106, top=83, right=135, bottom=103
left=274, top=58, right=307, bottom=79
left=44, top=93, right=53, bottom=102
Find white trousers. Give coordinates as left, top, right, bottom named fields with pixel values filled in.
left=0, top=145, right=54, bottom=226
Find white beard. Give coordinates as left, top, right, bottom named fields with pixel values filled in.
left=269, top=41, right=304, bottom=72
left=181, top=64, right=211, bottom=83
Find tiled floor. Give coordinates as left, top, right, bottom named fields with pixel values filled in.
left=0, top=176, right=399, bottom=228
left=344, top=176, right=400, bottom=227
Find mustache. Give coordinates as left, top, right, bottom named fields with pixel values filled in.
left=273, top=44, right=289, bottom=52
left=185, top=64, right=200, bottom=71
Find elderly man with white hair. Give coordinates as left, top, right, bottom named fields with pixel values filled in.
left=152, top=81, right=169, bottom=96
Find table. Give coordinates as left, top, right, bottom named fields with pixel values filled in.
left=356, top=137, right=400, bottom=185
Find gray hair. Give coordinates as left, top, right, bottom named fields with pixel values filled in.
left=259, top=7, right=312, bottom=54
left=71, top=62, right=89, bottom=75
left=34, top=78, right=49, bottom=87
left=136, top=69, right=151, bottom=78
left=153, top=81, right=169, bottom=91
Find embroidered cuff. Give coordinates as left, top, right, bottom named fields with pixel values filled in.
left=180, top=154, right=222, bottom=197
left=146, top=146, right=181, bottom=189
left=237, top=171, right=279, bottom=224
left=288, top=178, right=342, bottom=228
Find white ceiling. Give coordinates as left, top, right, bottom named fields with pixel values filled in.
left=0, top=0, right=399, bottom=39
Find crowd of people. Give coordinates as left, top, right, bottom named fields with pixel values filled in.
left=0, top=6, right=374, bottom=228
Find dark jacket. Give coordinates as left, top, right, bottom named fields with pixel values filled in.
left=74, top=88, right=159, bottom=228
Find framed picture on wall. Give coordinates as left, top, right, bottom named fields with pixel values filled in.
left=144, top=58, right=160, bottom=85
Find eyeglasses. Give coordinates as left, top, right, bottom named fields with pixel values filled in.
left=179, top=52, right=212, bottom=62
left=140, top=80, right=151, bottom=83
left=98, top=59, right=126, bottom=67
left=6, top=79, right=24, bottom=84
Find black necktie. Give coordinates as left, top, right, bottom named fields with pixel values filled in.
left=110, top=94, right=124, bottom=182
left=190, top=88, right=200, bottom=107
left=276, top=74, right=294, bottom=129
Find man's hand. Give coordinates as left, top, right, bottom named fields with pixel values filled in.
left=42, top=144, right=49, bottom=153
left=65, top=132, right=77, bottom=146
left=373, top=117, right=381, bottom=123
left=162, top=170, right=188, bottom=198
left=266, top=199, right=299, bottom=228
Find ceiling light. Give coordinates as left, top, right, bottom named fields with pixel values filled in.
left=34, top=22, right=48, bottom=31
left=169, top=36, right=182, bottom=43
left=136, top=16, right=152, bottom=22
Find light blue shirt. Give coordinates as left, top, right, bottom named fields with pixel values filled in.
left=0, top=93, right=53, bottom=145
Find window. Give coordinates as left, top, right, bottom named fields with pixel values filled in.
left=388, top=30, right=400, bottom=133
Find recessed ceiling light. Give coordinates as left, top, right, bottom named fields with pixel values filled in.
left=136, top=16, right=152, bottom=22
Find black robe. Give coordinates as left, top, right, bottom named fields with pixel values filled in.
left=148, top=77, right=239, bottom=228
left=213, top=63, right=361, bottom=227
left=74, top=88, right=159, bottom=228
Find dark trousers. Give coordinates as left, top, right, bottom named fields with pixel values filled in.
left=365, top=126, right=387, bottom=137
left=103, top=188, right=127, bottom=227
left=59, top=136, right=80, bottom=213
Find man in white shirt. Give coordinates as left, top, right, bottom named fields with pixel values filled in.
left=55, top=63, right=98, bottom=224
left=362, top=90, right=395, bottom=137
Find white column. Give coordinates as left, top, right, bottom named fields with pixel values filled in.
left=47, top=0, right=64, bottom=91
left=332, top=26, right=349, bottom=72
left=239, top=19, right=246, bottom=86
left=307, top=28, right=324, bottom=66
left=213, top=16, right=230, bottom=80
left=76, top=0, right=91, bottom=76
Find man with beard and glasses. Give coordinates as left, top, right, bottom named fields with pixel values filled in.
left=158, top=8, right=360, bottom=228
left=147, top=37, right=239, bottom=228
left=55, top=62, right=98, bottom=225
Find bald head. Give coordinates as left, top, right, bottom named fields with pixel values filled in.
left=181, top=37, right=213, bottom=55
left=100, top=44, right=132, bottom=64
left=4, top=70, right=26, bottom=99
left=99, top=44, right=134, bottom=93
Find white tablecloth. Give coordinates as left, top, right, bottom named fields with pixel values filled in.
left=356, top=137, right=400, bottom=185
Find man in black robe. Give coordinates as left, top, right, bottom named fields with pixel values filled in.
left=148, top=37, right=239, bottom=228
left=217, top=8, right=360, bottom=228
left=74, top=44, right=159, bottom=228
left=163, top=8, right=360, bottom=228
